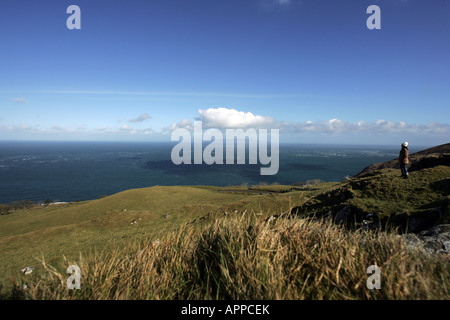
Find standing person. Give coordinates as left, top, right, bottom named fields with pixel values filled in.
left=399, top=142, right=410, bottom=178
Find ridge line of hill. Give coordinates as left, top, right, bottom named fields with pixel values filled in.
left=357, top=142, right=450, bottom=176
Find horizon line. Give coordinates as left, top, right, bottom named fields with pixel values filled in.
left=0, top=138, right=438, bottom=148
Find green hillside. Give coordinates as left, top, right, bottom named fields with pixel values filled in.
left=0, top=184, right=333, bottom=285
left=291, top=165, right=450, bottom=232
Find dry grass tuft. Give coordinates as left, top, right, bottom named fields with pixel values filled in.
left=5, top=213, right=449, bottom=300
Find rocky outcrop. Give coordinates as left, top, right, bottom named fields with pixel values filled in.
left=403, top=224, right=450, bottom=254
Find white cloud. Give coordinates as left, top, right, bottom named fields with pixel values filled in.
left=162, top=119, right=193, bottom=132
left=196, top=107, right=274, bottom=129
left=277, top=118, right=450, bottom=136
left=94, top=126, right=115, bottom=133
left=118, top=124, right=154, bottom=135
left=162, top=107, right=450, bottom=140
left=1, top=105, right=447, bottom=143
left=50, top=126, right=73, bottom=133
left=120, top=124, right=132, bottom=131
left=327, top=119, right=348, bottom=133
left=0, top=123, right=157, bottom=137
left=129, top=113, right=151, bottom=123
left=163, top=107, right=274, bottom=132
left=0, top=124, right=79, bottom=134
left=11, top=97, right=28, bottom=103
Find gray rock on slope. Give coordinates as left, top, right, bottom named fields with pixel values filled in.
left=403, top=224, right=450, bottom=254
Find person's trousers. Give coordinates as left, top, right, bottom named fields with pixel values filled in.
left=400, top=163, right=408, bottom=177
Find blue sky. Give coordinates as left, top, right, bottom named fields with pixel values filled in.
left=0, top=0, right=449, bottom=145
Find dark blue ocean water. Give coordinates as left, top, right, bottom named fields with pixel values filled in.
left=0, top=141, right=403, bottom=204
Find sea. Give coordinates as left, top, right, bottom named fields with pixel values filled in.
left=0, top=140, right=412, bottom=204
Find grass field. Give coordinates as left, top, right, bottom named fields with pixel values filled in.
left=0, top=183, right=337, bottom=288
left=4, top=211, right=450, bottom=300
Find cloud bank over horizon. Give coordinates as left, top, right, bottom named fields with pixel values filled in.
left=162, top=107, right=449, bottom=145
left=1, top=107, right=449, bottom=145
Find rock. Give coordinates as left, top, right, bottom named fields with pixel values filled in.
left=402, top=224, right=450, bottom=254
left=418, top=224, right=450, bottom=238
left=423, top=239, right=444, bottom=253
left=443, top=241, right=450, bottom=252
left=20, top=266, right=34, bottom=275
left=334, top=206, right=353, bottom=225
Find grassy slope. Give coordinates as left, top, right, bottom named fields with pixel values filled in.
left=0, top=184, right=337, bottom=283
left=293, top=165, right=450, bottom=229
left=7, top=212, right=450, bottom=300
